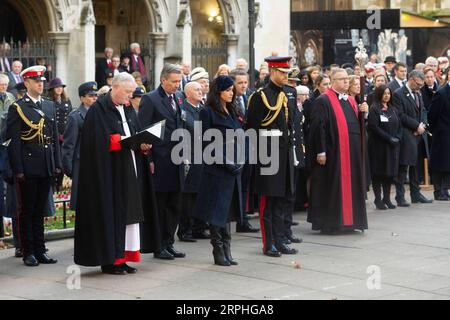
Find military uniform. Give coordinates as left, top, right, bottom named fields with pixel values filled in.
left=6, top=66, right=61, bottom=266
left=62, top=82, right=98, bottom=211
left=246, top=56, right=298, bottom=257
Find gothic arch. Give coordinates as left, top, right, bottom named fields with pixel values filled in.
left=145, top=0, right=169, bottom=34
left=217, top=0, right=240, bottom=35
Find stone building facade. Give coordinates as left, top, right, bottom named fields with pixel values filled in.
left=0, top=0, right=290, bottom=97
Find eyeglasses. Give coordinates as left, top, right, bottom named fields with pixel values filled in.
left=414, top=80, right=424, bottom=88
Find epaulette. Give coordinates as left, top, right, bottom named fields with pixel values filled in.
left=247, top=88, right=263, bottom=107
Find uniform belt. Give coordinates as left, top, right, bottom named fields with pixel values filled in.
left=260, top=129, right=283, bottom=137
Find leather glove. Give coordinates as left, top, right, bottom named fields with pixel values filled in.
left=389, top=137, right=400, bottom=146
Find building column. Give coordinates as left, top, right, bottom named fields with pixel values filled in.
left=182, top=18, right=192, bottom=64
left=48, top=32, right=70, bottom=82
left=66, top=2, right=96, bottom=98
left=223, top=34, right=239, bottom=66
left=150, top=33, right=168, bottom=88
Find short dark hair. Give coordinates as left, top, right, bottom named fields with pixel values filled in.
left=393, top=62, right=407, bottom=73
left=373, top=84, right=393, bottom=106
left=229, top=68, right=248, bottom=81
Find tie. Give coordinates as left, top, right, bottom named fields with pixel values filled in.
left=168, top=95, right=176, bottom=113
left=35, top=101, right=42, bottom=110
left=15, top=74, right=21, bottom=84
left=413, top=92, right=420, bottom=109
left=0, top=93, right=5, bottom=102
left=238, top=96, right=246, bottom=115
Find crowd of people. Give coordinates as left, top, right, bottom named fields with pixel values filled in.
left=0, top=44, right=449, bottom=276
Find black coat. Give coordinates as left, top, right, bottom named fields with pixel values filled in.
left=180, top=101, right=204, bottom=193
left=96, top=58, right=111, bottom=87
left=246, top=81, right=296, bottom=197
left=74, top=93, right=160, bottom=267
left=54, top=99, right=73, bottom=141
left=293, top=106, right=306, bottom=169
left=192, top=106, right=243, bottom=228
left=138, top=86, right=185, bottom=193
left=368, top=104, right=402, bottom=178
left=61, top=105, right=88, bottom=211
left=6, top=95, right=62, bottom=178
left=428, top=84, right=450, bottom=172
left=393, top=86, right=428, bottom=166
left=421, top=83, right=438, bottom=113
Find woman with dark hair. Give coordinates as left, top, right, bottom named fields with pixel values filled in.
left=193, top=76, right=243, bottom=266
left=368, top=85, right=402, bottom=210
left=47, top=78, right=72, bottom=192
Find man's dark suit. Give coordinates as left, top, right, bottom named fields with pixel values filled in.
left=388, top=79, right=404, bottom=93
left=96, top=58, right=112, bottom=87
left=393, top=85, right=428, bottom=203
left=138, top=86, right=185, bottom=253
left=7, top=72, right=23, bottom=97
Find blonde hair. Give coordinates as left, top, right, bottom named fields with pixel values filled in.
left=215, top=64, right=231, bottom=78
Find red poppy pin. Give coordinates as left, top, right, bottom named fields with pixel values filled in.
left=178, top=97, right=183, bottom=105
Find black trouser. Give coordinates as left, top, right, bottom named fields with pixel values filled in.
left=17, top=177, right=51, bottom=257
left=12, top=217, right=20, bottom=248
left=395, top=165, right=420, bottom=201
left=178, top=193, right=208, bottom=237
left=155, top=192, right=182, bottom=250
left=372, top=176, right=394, bottom=201
left=284, top=169, right=300, bottom=238
left=432, top=171, right=449, bottom=197
left=0, top=214, right=4, bottom=239
left=260, top=196, right=285, bottom=252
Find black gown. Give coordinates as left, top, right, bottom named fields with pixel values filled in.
left=307, top=90, right=368, bottom=231
left=74, top=93, right=160, bottom=267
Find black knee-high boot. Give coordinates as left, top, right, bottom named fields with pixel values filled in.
left=382, top=179, right=396, bottom=209
left=222, top=223, right=237, bottom=265
left=373, top=178, right=387, bottom=210
left=210, top=225, right=230, bottom=266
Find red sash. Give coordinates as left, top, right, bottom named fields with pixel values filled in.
left=325, top=89, right=358, bottom=226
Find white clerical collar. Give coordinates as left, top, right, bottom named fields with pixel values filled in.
left=332, top=88, right=348, bottom=101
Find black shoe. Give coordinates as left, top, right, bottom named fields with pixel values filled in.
left=411, top=194, right=433, bottom=204
left=264, top=246, right=282, bottom=257
left=283, top=238, right=292, bottom=245
left=153, top=249, right=175, bottom=260
left=396, top=198, right=410, bottom=207
left=192, top=230, right=211, bottom=239
left=290, top=221, right=299, bottom=226
left=374, top=199, right=387, bottom=210
left=120, top=263, right=137, bottom=274
left=23, top=255, right=39, bottom=267
left=275, top=243, right=298, bottom=255
left=101, top=265, right=126, bottom=275
left=15, top=248, right=23, bottom=258
left=166, top=246, right=186, bottom=258
left=236, top=222, right=260, bottom=233
left=287, top=235, right=303, bottom=243
left=178, top=234, right=197, bottom=242
left=383, top=199, right=396, bottom=209
left=434, top=194, right=449, bottom=201
left=36, top=253, right=58, bottom=264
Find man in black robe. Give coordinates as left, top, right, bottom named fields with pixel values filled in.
left=308, top=68, right=368, bottom=234
left=74, top=73, right=160, bottom=275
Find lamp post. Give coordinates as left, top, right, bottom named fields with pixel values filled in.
left=248, top=0, right=256, bottom=88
